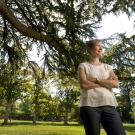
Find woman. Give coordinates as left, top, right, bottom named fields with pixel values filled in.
left=78, top=39, right=126, bottom=135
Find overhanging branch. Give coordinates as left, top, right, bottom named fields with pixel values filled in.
left=0, top=0, right=64, bottom=52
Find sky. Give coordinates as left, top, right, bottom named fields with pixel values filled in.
left=96, top=13, right=135, bottom=39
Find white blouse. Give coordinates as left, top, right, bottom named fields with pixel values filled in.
left=78, top=62, right=118, bottom=107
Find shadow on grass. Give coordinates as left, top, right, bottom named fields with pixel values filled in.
left=124, top=124, right=135, bottom=132
left=100, top=124, right=135, bottom=132
left=0, top=120, right=82, bottom=127
left=0, top=120, right=134, bottom=133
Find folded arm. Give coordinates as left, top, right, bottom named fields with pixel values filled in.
left=87, top=70, right=119, bottom=89
left=78, top=67, right=100, bottom=90
left=78, top=64, right=119, bottom=90
left=93, top=70, right=119, bottom=89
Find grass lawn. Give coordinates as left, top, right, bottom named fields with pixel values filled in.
left=0, top=120, right=134, bottom=135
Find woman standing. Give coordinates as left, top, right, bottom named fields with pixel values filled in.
left=78, top=39, right=126, bottom=135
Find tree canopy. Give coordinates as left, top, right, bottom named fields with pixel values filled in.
left=0, top=0, right=134, bottom=76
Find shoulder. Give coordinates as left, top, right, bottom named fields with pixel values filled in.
left=78, top=62, right=88, bottom=70
left=103, top=63, right=113, bottom=71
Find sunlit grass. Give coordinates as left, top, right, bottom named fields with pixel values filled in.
left=0, top=120, right=134, bottom=135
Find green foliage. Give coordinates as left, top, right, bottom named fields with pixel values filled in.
left=19, top=98, right=32, bottom=116
left=102, top=34, right=135, bottom=123
left=0, top=63, right=31, bottom=102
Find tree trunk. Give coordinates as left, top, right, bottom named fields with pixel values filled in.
left=3, top=101, right=12, bottom=125
left=127, top=91, right=134, bottom=123
left=64, top=109, right=68, bottom=125
left=32, top=111, right=36, bottom=124
left=32, top=105, right=38, bottom=124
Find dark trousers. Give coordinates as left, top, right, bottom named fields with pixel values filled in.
left=80, top=106, right=126, bottom=135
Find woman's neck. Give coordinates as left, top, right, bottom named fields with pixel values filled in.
left=88, top=57, right=101, bottom=65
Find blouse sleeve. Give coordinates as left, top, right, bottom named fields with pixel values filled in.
left=77, top=63, right=85, bottom=80
left=105, top=64, right=118, bottom=80
left=78, top=63, right=85, bottom=70
left=109, top=70, right=118, bottom=80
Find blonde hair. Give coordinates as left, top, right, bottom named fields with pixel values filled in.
left=86, top=39, right=101, bottom=53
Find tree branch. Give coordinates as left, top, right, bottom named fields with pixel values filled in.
left=0, top=0, right=64, bottom=52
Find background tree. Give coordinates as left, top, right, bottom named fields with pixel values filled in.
left=55, top=76, right=80, bottom=124
left=102, top=34, right=135, bottom=123
left=0, top=62, right=33, bottom=124
left=130, top=90, right=135, bottom=122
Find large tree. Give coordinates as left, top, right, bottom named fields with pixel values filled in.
left=1, top=0, right=134, bottom=76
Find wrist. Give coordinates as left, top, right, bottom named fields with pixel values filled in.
left=96, top=78, right=100, bottom=83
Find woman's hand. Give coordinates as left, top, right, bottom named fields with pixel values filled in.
left=86, top=75, right=97, bottom=83
left=96, top=71, right=119, bottom=89
left=107, top=76, right=115, bottom=80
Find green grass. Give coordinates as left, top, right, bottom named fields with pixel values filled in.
left=0, top=120, right=134, bottom=135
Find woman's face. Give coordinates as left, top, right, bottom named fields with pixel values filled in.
left=89, top=42, right=103, bottom=57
